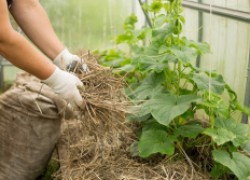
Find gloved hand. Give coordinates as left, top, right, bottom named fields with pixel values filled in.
left=53, top=48, right=89, bottom=72
left=42, top=67, right=84, bottom=109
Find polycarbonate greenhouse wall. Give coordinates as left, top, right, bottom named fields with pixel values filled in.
left=185, top=0, right=249, bottom=123
left=189, top=0, right=250, bottom=12
left=182, top=1, right=250, bottom=121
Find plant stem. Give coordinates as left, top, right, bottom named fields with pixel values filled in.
left=210, top=109, right=215, bottom=128
left=177, top=61, right=182, bottom=95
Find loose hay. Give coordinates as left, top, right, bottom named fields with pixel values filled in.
left=55, top=51, right=209, bottom=180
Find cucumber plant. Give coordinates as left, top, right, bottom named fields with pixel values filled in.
left=98, top=0, right=250, bottom=179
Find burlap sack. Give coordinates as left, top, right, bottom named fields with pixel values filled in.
left=0, top=73, right=71, bottom=180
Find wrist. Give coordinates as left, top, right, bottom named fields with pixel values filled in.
left=42, top=66, right=61, bottom=86
left=53, top=48, right=77, bottom=70
left=53, top=48, right=70, bottom=63
left=38, top=63, right=56, bottom=80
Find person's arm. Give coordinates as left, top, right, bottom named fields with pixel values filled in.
left=9, top=0, right=89, bottom=72
left=0, top=0, right=83, bottom=108
left=9, top=0, right=64, bottom=60
left=0, top=0, right=54, bottom=79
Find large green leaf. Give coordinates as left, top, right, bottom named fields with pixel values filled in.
left=203, top=128, right=236, bottom=146
left=138, top=127, right=175, bottom=158
left=150, top=0, right=163, bottom=13
left=189, top=41, right=210, bottom=55
left=135, top=28, right=152, bottom=41
left=124, top=14, right=138, bottom=28
left=133, top=72, right=165, bottom=100
left=148, top=94, right=200, bottom=126
left=215, top=118, right=249, bottom=147
left=243, top=140, right=250, bottom=153
left=210, top=162, right=229, bottom=180
left=199, top=94, right=230, bottom=118
left=142, top=118, right=168, bottom=132
left=129, top=97, right=153, bottom=122
left=154, top=14, right=167, bottom=27
left=137, top=54, right=174, bottom=72
left=116, top=33, right=134, bottom=44
left=171, top=47, right=197, bottom=63
left=203, top=118, right=249, bottom=147
left=213, top=150, right=250, bottom=180
left=175, top=124, right=204, bottom=138
left=143, top=42, right=161, bottom=55
left=193, top=74, right=225, bottom=94
left=152, top=24, right=173, bottom=41
left=116, top=64, right=135, bottom=73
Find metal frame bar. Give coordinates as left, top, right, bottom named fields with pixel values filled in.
left=0, top=57, right=12, bottom=89
left=138, top=0, right=153, bottom=27
left=182, top=0, right=250, bottom=22
left=195, top=0, right=203, bottom=67
left=0, top=57, right=4, bottom=89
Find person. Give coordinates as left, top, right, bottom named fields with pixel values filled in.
left=0, top=0, right=87, bottom=109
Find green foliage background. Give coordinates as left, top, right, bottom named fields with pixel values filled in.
left=99, top=0, right=250, bottom=179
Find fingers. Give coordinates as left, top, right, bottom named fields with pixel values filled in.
left=75, top=78, right=83, bottom=87
left=66, top=60, right=78, bottom=72
left=53, top=48, right=89, bottom=72
left=80, top=63, right=89, bottom=72
left=68, top=86, right=84, bottom=110
left=67, top=60, right=89, bottom=73
left=70, top=76, right=84, bottom=109
left=65, top=75, right=83, bottom=109
left=43, top=67, right=85, bottom=111
left=73, top=88, right=84, bottom=108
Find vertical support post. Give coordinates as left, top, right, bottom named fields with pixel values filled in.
left=145, top=0, right=148, bottom=27
left=138, top=0, right=152, bottom=28
left=0, top=56, right=4, bottom=89
left=242, top=48, right=250, bottom=124
left=196, top=0, right=203, bottom=67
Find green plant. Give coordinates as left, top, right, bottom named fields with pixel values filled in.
left=38, top=160, right=60, bottom=180
left=98, top=0, right=250, bottom=179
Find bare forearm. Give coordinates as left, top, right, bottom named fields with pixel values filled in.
left=10, top=0, right=64, bottom=60
left=0, top=30, right=55, bottom=80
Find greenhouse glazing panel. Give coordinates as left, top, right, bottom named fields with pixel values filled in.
left=201, top=0, right=250, bottom=12
left=41, top=0, right=134, bottom=50
left=201, top=14, right=250, bottom=105
left=183, top=8, right=250, bottom=121
left=184, top=0, right=250, bottom=12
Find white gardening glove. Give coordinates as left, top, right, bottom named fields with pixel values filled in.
left=53, top=48, right=89, bottom=72
left=42, top=67, right=84, bottom=109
